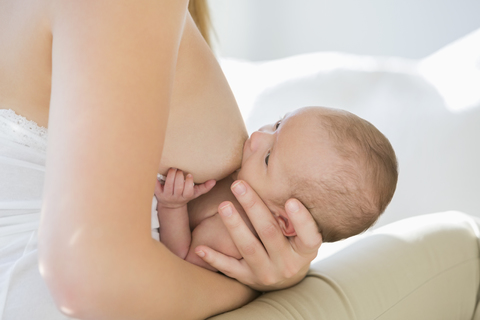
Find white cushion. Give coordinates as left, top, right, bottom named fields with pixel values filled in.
left=221, top=30, right=480, bottom=228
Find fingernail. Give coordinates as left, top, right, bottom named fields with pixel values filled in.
left=232, top=181, right=246, bottom=195
left=195, top=250, right=205, bottom=258
left=287, top=200, right=300, bottom=213
left=220, top=204, right=233, bottom=217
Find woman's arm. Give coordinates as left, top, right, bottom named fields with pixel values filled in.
left=39, top=1, right=256, bottom=319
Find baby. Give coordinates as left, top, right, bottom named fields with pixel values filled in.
left=154, top=106, right=398, bottom=271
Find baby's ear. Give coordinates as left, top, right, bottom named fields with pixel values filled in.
left=275, top=214, right=297, bottom=237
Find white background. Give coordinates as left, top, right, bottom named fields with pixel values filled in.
left=209, top=0, right=480, bottom=61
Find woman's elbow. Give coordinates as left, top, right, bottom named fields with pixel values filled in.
left=38, top=233, right=109, bottom=318
left=38, top=256, right=88, bottom=318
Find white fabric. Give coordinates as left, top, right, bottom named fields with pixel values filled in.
left=0, top=109, right=160, bottom=319
left=0, top=109, right=48, bottom=153
left=0, top=109, right=72, bottom=319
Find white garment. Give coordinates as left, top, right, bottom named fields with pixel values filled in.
left=0, top=109, right=159, bottom=319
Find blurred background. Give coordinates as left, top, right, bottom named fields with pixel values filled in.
left=190, top=0, right=480, bottom=230
left=208, top=0, right=480, bottom=61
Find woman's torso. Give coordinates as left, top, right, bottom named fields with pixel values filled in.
left=0, top=0, right=248, bottom=182
left=0, top=3, right=248, bottom=318
left=0, top=0, right=52, bottom=128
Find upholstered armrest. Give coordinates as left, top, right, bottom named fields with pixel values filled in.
left=211, top=212, right=480, bottom=319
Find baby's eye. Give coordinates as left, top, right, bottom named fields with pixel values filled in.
left=265, top=151, right=271, bottom=165
left=275, top=121, right=281, bottom=130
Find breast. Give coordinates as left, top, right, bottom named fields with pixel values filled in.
left=159, top=15, right=248, bottom=183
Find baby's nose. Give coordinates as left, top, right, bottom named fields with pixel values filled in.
left=249, top=131, right=269, bottom=152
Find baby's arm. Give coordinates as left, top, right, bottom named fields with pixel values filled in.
left=155, top=168, right=215, bottom=259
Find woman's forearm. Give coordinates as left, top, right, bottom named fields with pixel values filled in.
left=41, top=233, right=257, bottom=319
left=142, top=241, right=259, bottom=320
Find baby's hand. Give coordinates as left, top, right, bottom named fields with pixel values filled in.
left=155, top=168, right=216, bottom=210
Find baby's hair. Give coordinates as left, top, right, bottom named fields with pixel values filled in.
left=290, top=108, right=398, bottom=242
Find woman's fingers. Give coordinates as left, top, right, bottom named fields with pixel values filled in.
left=285, top=198, right=323, bottom=255
left=217, top=201, right=269, bottom=271
left=194, top=245, right=249, bottom=280
left=230, top=180, right=289, bottom=255
left=196, top=182, right=321, bottom=291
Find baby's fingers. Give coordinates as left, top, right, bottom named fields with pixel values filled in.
left=182, top=173, right=195, bottom=199
left=173, top=169, right=185, bottom=196
left=163, top=168, right=178, bottom=196
left=154, top=179, right=164, bottom=197
left=193, top=180, right=216, bottom=199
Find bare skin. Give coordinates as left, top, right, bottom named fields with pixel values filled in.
left=0, top=0, right=322, bottom=318
left=158, top=109, right=328, bottom=283
left=0, top=0, right=246, bottom=183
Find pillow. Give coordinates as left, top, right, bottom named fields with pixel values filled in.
left=419, top=28, right=480, bottom=112
left=220, top=33, right=480, bottom=228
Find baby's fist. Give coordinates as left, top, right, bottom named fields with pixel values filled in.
left=155, top=168, right=215, bottom=209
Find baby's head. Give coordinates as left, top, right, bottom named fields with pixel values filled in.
left=237, top=106, right=398, bottom=242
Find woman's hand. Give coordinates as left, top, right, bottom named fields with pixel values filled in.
left=194, top=180, right=323, bottom=291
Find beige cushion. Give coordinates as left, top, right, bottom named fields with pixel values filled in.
left=470, top=216, right=480, bottom=320
left=211, top=212, right=480, bottom=319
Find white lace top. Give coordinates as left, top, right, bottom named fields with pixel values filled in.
left=0, top=108, right=160, bottom=239
left=0, top=109, right=48, bottom=153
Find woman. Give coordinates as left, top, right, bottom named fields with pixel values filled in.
left=0, top=1, right=322, bottom=319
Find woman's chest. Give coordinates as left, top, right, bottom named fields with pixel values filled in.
left=159, top=16, right=247, bottom=183
left=0, top=0, right=53, bottom=128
